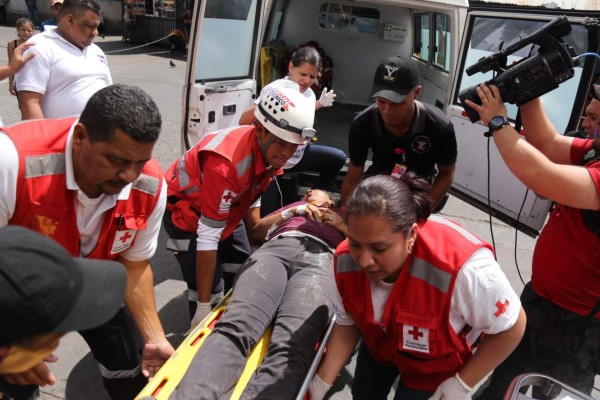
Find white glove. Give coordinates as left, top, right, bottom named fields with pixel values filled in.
left=318, top=87, right=336, bottom=107
left=429, top=374, right=474, bottom=400
left=308, top=374, right=332, bottom=400
left=190, top=301, right=212, bottom=331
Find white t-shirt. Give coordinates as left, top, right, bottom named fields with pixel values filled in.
left=255, top=77, right=316, bottom=169
left=0, top=123, right=165, bottom=261
left=15, top=29, right=112, bottom=119
left=333, top=248, right=521, bottom=341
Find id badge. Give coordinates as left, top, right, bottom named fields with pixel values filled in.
left=391, top=163, right=407, bottom=178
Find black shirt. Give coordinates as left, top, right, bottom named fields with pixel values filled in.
left=348, top=101, right=457, bottom=179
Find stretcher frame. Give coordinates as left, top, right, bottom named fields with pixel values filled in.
left=503, top=373, right=595, bottom=400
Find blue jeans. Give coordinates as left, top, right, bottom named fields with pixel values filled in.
left=170, top=236, right=336, bottom=400
left=352, top=341, right=434, bottom=400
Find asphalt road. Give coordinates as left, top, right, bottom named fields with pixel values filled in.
left=0, top=25, right=597, bottom=400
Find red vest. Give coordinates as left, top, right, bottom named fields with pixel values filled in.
left=4, top=118, right=163, bottom=260
left=335, top=216, right=493, bottom=391
left=165, top=126, right=279, bottom=240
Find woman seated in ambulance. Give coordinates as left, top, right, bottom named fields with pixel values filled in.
left=309, top=174, right=527, bottom=400
left=170, top=189, right=346, bottom=399
left=239, top=45, right=347, bottom=215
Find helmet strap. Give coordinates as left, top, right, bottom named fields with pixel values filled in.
left=256, top=127, right=277, bottom=166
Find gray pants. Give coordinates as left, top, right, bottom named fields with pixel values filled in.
left=171, top=235, right=335, bottom=400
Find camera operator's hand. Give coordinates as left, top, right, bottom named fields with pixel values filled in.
left=464, top=84, right=508, bottom=126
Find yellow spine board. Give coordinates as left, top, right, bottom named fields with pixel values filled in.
left=135, top=294, right=273, bottom=399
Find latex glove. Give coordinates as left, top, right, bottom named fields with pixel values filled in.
left=429, top=373, right=474, bottom=400
left=308, top=374, right=332, bottom=400
left=318, top=87, right=336, bottom=107
left=190, top=301, right=212, bottom=331
left=141, top=338, right=175, bottom=378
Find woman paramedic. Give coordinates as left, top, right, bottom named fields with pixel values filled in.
left=239, top=45, right=346, bottom=215
left=309, top=174, right=527, bottom=400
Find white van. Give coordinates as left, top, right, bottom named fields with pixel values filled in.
left=180, top=0, right=599, bottom=236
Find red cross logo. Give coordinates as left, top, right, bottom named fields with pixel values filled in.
left=119, top=231, right=132, bottom=243
left=494, top=299, right=510, bottom=317
left=407, top=326, right=424, bottom=341
left=222, top=191, right=235, bottom=204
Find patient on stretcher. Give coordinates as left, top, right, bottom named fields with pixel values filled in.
left=169, top=189, right=346, bottom=399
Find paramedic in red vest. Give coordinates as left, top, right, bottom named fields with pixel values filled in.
left=163, top=84, right=316, bottom=330
left=309, top=174, right=526, bottom=400
left=467, top=84, right=600, bottom=398
left=0, top=85, right=174, bottom=400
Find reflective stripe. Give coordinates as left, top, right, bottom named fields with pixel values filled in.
left=24, top=153, right=65, bottom=178
left=336, top=253, right=361, bottom=273
left=177, top=155, right=189, bottom=187
left=236, top=153, right=253, bottom=177
left=98, top=363, right=140, bottom=379
left=200, top=215, right=226, bottom=228
left=408, top=257, right=452, bottom=293
left=166, top=238, right=191, bottom=251
left=132, top=173, right=159, bottom=196
left=204, top=127, right=237, bottom=151
left=429, top=215, right=483, bottom=245
left=181, top=186, right=201, bottom=196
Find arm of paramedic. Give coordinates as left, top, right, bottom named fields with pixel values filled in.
left=118, top=257, right=174, bottom=377
left=457, top=307, right=526, bottom=389
left=239, top=104, right=258, bottom=126
left=340, top=164, right=363, bottom=207
left=466, top=84, right=600, bottom=210
left=429, top=163, right=455, bottom=209
left=18, top=91, right=44, bottom=120
left=315, top=323, right=361, bottom=385
left=243, top=205, right=261, bottom=247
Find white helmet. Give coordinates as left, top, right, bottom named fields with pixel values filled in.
left=254, top=86, right=316, bottom=145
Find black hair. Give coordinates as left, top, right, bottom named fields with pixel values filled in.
left=79, top=84, right=162, bottom=143
left=346, top=173, right=432, bottom=237
left=290, top=46, right=321, bottom=70
left=58, top=0, right=100, bottom=19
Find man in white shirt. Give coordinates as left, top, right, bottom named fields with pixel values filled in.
left=15, top=0, right=111, bottom=120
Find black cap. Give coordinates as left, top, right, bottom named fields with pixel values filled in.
left=0, top=226, right=127, bottom=344
left=371, top=56, right=420, bottom=103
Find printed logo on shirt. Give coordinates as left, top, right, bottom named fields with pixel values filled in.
left=411, top=136, right=431, bottom=154
left=34, top=215, right=59, bottom=238
left=494, top=299, right=510, bottom=317
left=402, top=325, right=430, bottom=354
left=219, top=189, right=238, bottom=212
left=97, top=55, right=107, bottom=65
left=111, top=230, right=137, bottom=254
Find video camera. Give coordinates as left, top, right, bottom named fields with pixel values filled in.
left=459, top=16, right=579, bottom=123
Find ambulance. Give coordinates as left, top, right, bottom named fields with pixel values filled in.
left=136, top=0, right=599, bottom=398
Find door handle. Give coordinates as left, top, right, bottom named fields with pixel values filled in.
left=205, top=86, right=227, bottom=94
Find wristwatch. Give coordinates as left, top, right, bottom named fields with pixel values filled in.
left=486, top=115, right=510, bottom=137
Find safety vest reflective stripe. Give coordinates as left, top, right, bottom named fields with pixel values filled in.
left=25, top=153, right=66, bottom=178
left=408, top=257, right=452, bottom=293
left=200, top=215, right=226, bottom=228
left=132, top=173, right=159, bottom=196
left=237, top=153, right=253, bottom=177
left=336, top=253, right=361, bottom=273
left=429, top=215, right=483, bottom=245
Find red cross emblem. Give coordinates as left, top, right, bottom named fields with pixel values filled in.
left=494, top=299, right=510, bottom=317
left=119, top=231, right=132, bottom=243
left=222, top=191, right=235, bottom=204
left=407, top=326, right=424, bottom=341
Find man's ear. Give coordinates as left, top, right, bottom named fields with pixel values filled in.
left=71, top=123, right=88, bottom=149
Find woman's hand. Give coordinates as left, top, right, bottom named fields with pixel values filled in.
left=322, top=208, right=346, bottom=234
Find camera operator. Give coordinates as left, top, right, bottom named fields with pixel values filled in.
left=466, top=84, right=599, bottom=399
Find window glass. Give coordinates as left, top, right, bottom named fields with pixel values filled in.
left=194, top=0, right=258, bottom=81
left=456, top=16, right=587, bottom=133
left=318, top=3, right=379, bottom=34
left=413, top=13, right=429, bottom=62
left=434, top=13, right=451, bottom=71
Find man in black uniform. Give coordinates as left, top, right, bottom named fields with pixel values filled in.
left=340, top=56, right=457, bottom=211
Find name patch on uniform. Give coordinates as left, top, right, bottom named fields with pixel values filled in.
left=402, top=325, right=430, bottom=353
left=219, top=189, right=238, bottom=212
left=111, top=230, right=137, bottom=254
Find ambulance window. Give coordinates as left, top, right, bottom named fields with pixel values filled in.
left=413, top=12, right=451, bottom=73
left=194, top=0, right=259, bottom=81
left=318, top=3, right=379, bottom=34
